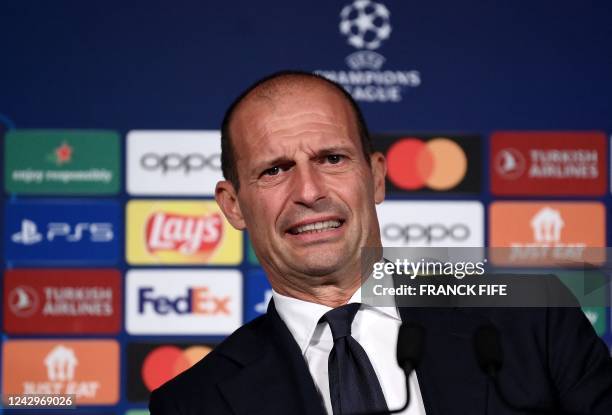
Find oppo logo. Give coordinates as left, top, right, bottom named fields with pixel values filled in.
left=140, top=153, right=221, bottom=174
left=383, top=223, right=470, bottom=243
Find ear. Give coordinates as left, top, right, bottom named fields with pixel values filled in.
left=215, top=180, right=246, bottom=230
left=370, top=152, right=386, bottom=204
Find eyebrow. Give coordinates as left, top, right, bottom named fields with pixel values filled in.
left=250, top=145, right=355, bottom=175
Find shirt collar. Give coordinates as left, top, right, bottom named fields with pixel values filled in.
left=272, top=286, right=400, bottom=354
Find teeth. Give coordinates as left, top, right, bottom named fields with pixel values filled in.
left=293, top=220, right=341, bottom=234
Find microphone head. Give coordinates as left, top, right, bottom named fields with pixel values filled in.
left=396, top=322, right=426, bottom=370
left=473, top=324, right=503, bottom=376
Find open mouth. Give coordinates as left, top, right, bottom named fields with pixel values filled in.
left=288, top=219, right=344, bottom=235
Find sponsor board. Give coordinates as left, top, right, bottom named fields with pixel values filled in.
left=4, top=199, right=121, bottom=264
left=126, top=269, right=242, bottom=335
left=126, top=342, right=215, bottom=402
left=3, top=269, right=121, bottom=334
left=316, top=0, right=421, bottom=102
left=372, top=134, right=481, bottom=194
left=4, top=129, right=120, bottom=194
left=376, top=201, right=484, bottom=247
left=126, top=200, right=242, bottom=265
left=245, top=269, right=272, bottom=322
left=491, top=131, right=606, bottom=195
left=2, top=340, right=119, bottom=404
left=556, top=271, right=607, bottom=336
left=489, top=202, right=606, bottom=266
left=126, top=130, right=222, bottom=196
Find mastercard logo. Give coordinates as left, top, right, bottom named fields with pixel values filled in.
left=386, top=138, right=467, bottom=190
left=141, top=345, right=213, bottom=391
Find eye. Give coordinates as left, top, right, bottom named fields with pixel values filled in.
left=263, top=166, right=280, bottom=176
left=326, top=154, right=344, bottom=164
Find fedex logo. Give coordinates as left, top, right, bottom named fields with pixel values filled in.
left=126, top=270, right=242, bottom=335
left=138, top=287, right=230, bottom=315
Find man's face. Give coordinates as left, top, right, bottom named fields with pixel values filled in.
left=217, top=84, right=385, bottom=288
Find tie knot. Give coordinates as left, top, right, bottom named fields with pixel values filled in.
left=322, top=303, right=361, bottom=341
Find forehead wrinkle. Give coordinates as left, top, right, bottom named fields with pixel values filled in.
left=250, top=135, right=354, bottom=171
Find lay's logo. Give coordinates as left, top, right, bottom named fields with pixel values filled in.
left=126, top=200, right=242, bottom=265
left=145, top=212, right=223, bottom=255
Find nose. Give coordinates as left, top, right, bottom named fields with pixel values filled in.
left=291, top=163, right=326, bottom=206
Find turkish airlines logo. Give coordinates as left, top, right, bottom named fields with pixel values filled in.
left=11, top=219, right=114, bottom=245
left=140, top=153, right=221, bottom=174
left=3, top=269, right=121, bottom=335
left=490, top=132, right=605, bottom=196
left=145, top=212, right=223, bottom=255
left=494, top=148, right=526, bottom=179
left=8, top=286, right=39, bottom=317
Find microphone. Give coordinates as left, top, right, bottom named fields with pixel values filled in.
left=473, top=324, right=571, bottom=415
left=365, top=321, right=426, bottom=415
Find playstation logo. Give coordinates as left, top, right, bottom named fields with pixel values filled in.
left=254, top=289, right=273, bottom=314
left=12, top=219, right=43, bottom=245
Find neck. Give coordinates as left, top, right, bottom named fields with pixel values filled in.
left=269, top=273, right=361, bottom=308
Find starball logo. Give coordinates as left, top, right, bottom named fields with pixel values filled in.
left=315, top=0, right=421, bottom=102
left=126, top=200, right=242, bottom=265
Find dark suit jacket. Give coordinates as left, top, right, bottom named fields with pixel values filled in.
left=149, top=301, right=612, bottom=414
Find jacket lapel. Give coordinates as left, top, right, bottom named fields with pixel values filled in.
left=216, top=300, right=326, bottom=415
left=399, top=306, right=490, bottom=415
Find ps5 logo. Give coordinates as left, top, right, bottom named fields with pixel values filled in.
left=254, top=289, right=273, bottom=314
left=12, top=219, right=114, bottom=245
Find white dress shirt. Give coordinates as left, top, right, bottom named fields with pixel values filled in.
left=273, top=288, right=427, bottom=415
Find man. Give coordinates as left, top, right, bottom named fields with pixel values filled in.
left=149, top=71, right=612, bottom=414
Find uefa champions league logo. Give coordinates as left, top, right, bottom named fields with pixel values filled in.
left=339, top=0, right=392, bottom=50
left=315, top=0, right=421, bottom=102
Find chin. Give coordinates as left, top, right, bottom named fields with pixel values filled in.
left=291, top=250, right=352, bottom=277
